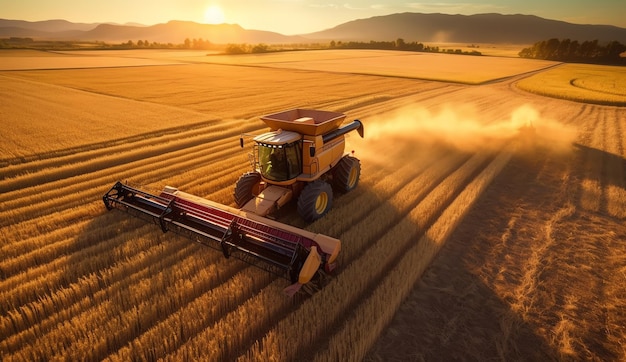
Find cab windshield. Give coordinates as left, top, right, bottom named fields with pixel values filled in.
left=258, top=142, right=302, bottom=181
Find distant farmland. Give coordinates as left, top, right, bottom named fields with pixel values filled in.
left=1, top=49, right=624, bottom=361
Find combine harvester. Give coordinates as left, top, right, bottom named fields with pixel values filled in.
left=103, top=109, right=364, bottom=295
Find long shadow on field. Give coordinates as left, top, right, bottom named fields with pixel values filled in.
left=366, top=146, right=568, bottom=361
left=572, top=142, right=626, bottom=189
left=367, top=142, right=626, bottom=361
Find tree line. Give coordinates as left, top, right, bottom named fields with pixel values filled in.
left=222, top=38, right=482, bottom=56
left=329, top=38, right=482, bottom=56
left=519, top=38, right=626, bottom=64
left=0, top=37, right=218, bottom=50
left=2, top=36, right=484, bottom=57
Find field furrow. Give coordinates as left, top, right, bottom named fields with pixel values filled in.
left=0, top=120, right=259, bottom=193
left=106, top=267, right=275, bottom=361
left=238, top=149, right=496, bottom=361
left=156, top=150, right=453, bottom=360
left=0, top=119, right=226, bottom=173
left=602, top=109, right=626, bottom=218
left=0, top=139, right=248, bottom=227
left=3, top=50, right=623, bottom=361
left=1, top=236, right=196, bottom=346
left=0, top=125, right=245, bottom=204
left=578, top=111, right=604, bottom=213
left=314, top=147, right=513, bottom=361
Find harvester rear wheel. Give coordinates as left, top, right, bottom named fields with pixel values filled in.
left=297, top=180, right=333, bottom=222
left=234, top=172, right=261, bottom=207
left=333, top=156, right=361, bottom=192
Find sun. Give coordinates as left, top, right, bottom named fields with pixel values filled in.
left=203, top=5, right=225, bottom=24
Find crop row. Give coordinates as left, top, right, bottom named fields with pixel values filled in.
left=0, top=119, right=259, bottom=193
left=575, top=107, right=626, bottom=219
left=0, top=133, right=248, bottom=229
left=1, top=66, right=520, bottom=360
left=235, top=148, right=497, bottom=361
left=312, top=147, right=514, bottom=361
left=100, top=140, right=441, bottom=361
left=0, top=106, right=401, bottom=359
left=2, top=141, right=502, bottom=362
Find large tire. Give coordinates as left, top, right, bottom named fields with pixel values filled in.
left=333, top=156, right=361, bottom=192
left=234, top=172, right=261, bottom=207
left=297, top=180, right=333, bottom=222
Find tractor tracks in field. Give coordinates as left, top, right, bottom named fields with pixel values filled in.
left=221, top=149, right=454, bottom=359
left=126, top=141, right=437, bottom=361
left=3, top=57, right=590, bottom=360
left=0, top=119, right=261, bottom=192
left=367, top=100, right=626, bottom=360
left=244, top=143, right=508, bottom=361
left=0, top=125, right=253, bottom=227
left=311, top=151, right=498, bottom=354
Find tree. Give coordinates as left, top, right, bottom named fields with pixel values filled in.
left=225, top=44, right=248, bottom=54
left=579, top=40, right=598, bottom=58
left=568, top=40, right=580, bottom=59
left=556, top=38, right=570, bottom=59
left=251, top=44, right=269, bottom=53
left=605, top=40, right=626, bottom=60
left=395, top=38, right=406, bottom=50
left=519, top=38, right=625, bottom=64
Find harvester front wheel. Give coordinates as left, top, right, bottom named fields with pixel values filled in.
left=234, top=172, right=261, bottom=207
left=333, top=156, right=361, bottom=192
left=298, top=180, right=333, bottom=222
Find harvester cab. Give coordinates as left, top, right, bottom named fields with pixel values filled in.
left=255, top=131, right=302, bottom=182
left=103, top=109, right=363, bottom=296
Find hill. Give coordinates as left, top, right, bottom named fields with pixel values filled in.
left=2, top=13, right=626, bottom=45
left=0, top=19, right=307, bottom=44
left=304, top=13, right=626, bottom=44
left=0, top=19, right=98, bottom=32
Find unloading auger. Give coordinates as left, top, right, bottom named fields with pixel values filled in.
left=103, top=108, right=364, bottom=295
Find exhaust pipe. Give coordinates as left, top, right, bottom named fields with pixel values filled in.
left=322, top=120, right=364, bottom=143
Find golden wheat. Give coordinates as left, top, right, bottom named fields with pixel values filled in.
left=3, top=49, right=621, bottom=361
left=314, top=147, right=513, bottom=361
left=517, top=63, right=626, bottom=106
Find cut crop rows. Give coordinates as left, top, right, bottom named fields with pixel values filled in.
left=1, top=60, right=523, bottom=361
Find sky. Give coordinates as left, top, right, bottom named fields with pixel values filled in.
left=2, top=0, right=626, bottom=35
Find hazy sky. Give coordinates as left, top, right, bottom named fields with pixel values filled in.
left=3, top=0, right=625, bottom=35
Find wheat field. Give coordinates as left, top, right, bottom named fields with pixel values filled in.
left=1, top=49, right=624, bottom=361
left=517, top=63, right=626, bottom=106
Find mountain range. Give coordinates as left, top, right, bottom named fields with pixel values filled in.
left=0, top=19, right=307, bottom=44
left=2, top=13, right=626, bottom=45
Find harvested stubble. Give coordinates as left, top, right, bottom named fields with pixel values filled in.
left=0, top=75, right=211, bottom=159
left=5, top=50, right=600, bottom=361
left=188, top=50, right=558, bottom=85
left=313, top=147, right=513, bottom=361
left=239, top=150, right=497, bottom=361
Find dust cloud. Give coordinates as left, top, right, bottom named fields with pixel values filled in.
left=349, top=104, right=576, bottom=164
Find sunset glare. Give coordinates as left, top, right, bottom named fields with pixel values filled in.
left=203, top=5, right=225, bottom=24
left=3, top=0, right=625, bottom=35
